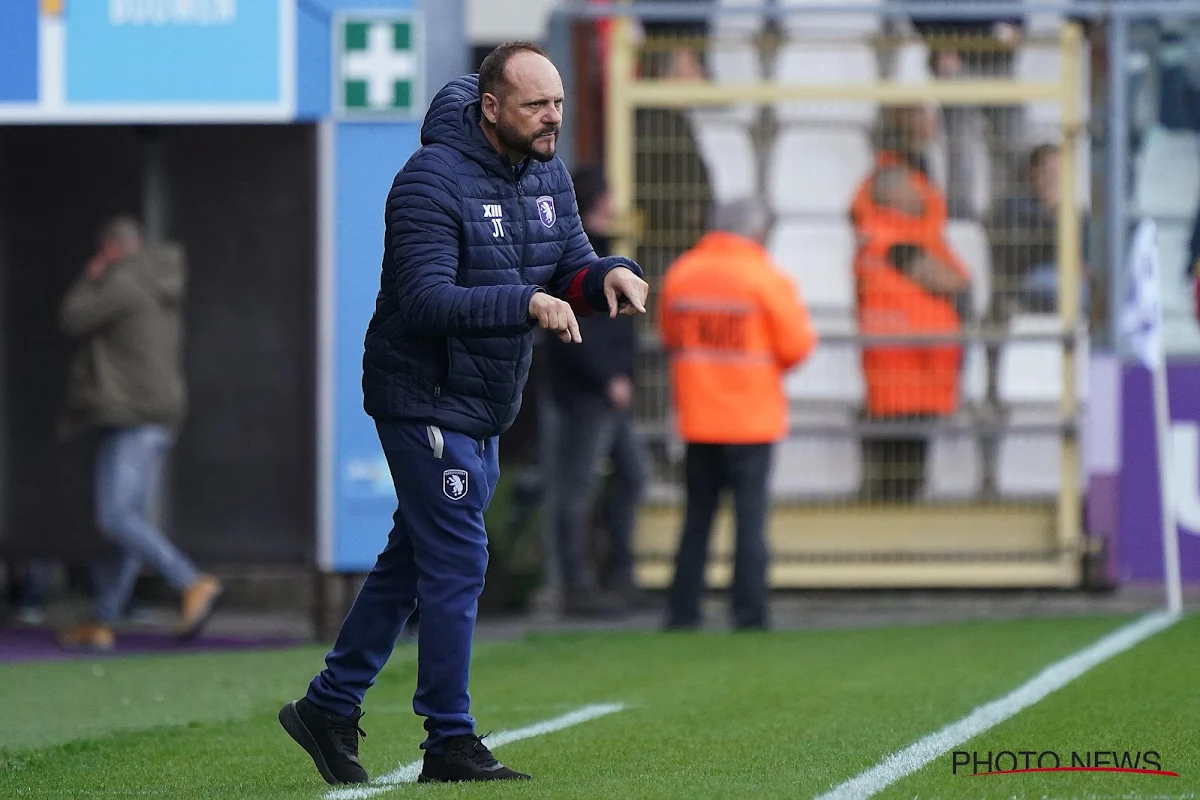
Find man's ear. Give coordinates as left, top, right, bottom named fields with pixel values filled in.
left=480, top=93, right=500, bottom=124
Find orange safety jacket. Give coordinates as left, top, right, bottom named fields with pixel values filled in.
left=659, top=232, right=817, bottom=444
left=850, top=152, right=968, bottom=418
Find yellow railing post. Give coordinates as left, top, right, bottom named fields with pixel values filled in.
left=1056, top=22, right=1084, bottom=574
left=605, top=7, right=637, bottom=260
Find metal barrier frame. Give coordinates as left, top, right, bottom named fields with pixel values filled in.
left=548, top=0, right=1200, bottom=588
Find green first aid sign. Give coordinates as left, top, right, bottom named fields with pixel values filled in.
left=335, top=12, right=423, bottom=118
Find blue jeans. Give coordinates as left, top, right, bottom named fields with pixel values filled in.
left=307, top=420, right=499, bottom=754
left=92, top=425, right=198, bottom=624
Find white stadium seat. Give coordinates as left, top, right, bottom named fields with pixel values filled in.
left=1153, top=221, right=1200, bottom=355
left=785, top=315, right=865, bottom=405
left=709, top=40, right=761, bottom=93
left=767, top=127, right=873, bottom=215
left=996, top=407, right=1082, bottom=497
left=712, top=0, right=766, bottom=35
left=1134, top=126, right=1200, bottom=222
left=892, top=40, right=932, bottom=84
left=927, top=306, right=989, bottom=500
left=777, top=0, right=882, bottom=39
left=997, top=408, right=1060, bottom=497
left=773, top=42, right=879, bottom=126
left=767, top=219, right=856, bottom=313
left=997, top=313, right=1088, bottom=405
left=995, top=312, right=1088, bottom=498
left=925, top=433, right=983, bottom=500
left=945, top=219, right=992, bottom=320
left=1155, top=221, right=1193, bottom=307
left=772, top=409, right=862, bottom=498
left=1018, top=14, right=1091, bottom=135
left=708, top=0, right=765, bottom=125
left=688, top=116, right=760, bottom=203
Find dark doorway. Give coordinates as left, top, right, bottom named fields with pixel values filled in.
left=0, top=124, right=317, bottom=568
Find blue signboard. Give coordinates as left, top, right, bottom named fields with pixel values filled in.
left=0, top=1, right=38, bottom=103
left=66, top=0, right=288, bottom=105
left=327, top=121, right=421, bottom=571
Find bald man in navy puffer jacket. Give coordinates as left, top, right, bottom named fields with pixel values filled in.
left=279, top=42, right=648, bottom=786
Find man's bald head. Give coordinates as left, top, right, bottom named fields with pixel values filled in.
left=478, top=41, right=550, bottom=100
left=478, top=41, right=564, bottom=164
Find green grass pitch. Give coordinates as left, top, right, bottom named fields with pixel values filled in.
left=1, top=614, right=1196, bottom=799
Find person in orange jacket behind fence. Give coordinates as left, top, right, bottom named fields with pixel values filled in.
left=850, top=106, right=973, bottom=501
left=658, top=198, right=817, bottom=630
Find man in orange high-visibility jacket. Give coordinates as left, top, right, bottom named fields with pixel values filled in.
left=658, top=198, right=817, bottom=630
left=850, top=109, right=973, bottom=501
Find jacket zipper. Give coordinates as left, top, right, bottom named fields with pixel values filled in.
left=512, top=164, right=529, bottom=411
left=515, top=168, right=527, bottom=284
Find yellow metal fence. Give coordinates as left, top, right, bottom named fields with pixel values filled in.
left=601, top=15, right=1089, bottom=588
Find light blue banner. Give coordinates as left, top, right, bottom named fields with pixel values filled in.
left=332, top=121, right=421, bottom=571
left=66, top=0, right=285, bottom=104
left=0, top=1, right=38, bottom=103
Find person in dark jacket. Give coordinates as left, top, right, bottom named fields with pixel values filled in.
left=990, top=143, right=1091, bottom=316
left=545, top=165, right=648, bottom=617
left=279, top=43, right=647, bottom=786
left=56, top=216, right=223, bottom=651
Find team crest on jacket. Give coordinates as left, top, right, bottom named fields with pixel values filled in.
left=443, top=469, right=468, bottom=500
left=536, top=195, right=556, bottom=228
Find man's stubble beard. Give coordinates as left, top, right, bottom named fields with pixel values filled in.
left=496, top=116, right=558, bottom=163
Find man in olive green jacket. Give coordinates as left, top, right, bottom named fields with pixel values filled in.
left=57, top=216, right=222, bottom=650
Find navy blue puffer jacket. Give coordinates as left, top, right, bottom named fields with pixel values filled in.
left=363, top=75, right=642, bottom=439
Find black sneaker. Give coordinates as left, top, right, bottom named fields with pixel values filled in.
left=278, top=698, right=369, bottom=785
left=417, top=734, right=532, bottom=783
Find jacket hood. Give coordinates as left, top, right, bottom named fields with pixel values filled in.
left=421, top=74, right=518, bottom=178
left=123, top=243, right=186, bottom=305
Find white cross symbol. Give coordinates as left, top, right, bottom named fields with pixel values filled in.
left=345, top=23, right=416, bottom=109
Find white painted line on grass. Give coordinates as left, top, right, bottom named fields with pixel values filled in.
left=326, top=702, right=626, bottom=800
left=817, top=610, right=1183, bottom=800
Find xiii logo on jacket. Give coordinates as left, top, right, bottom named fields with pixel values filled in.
left=482, top=203, right=504, bottom=238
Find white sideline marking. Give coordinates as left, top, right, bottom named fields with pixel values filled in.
left=326, top=702, right=626, bottom=800
left=816, top=611, right=1182, bottom=800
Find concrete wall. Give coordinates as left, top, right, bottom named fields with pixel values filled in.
left=466, top=0, right=561, bottom=44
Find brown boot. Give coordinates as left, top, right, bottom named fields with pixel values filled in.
left=58, top=622, right=116, bottom=651
left=176, top=574, right=223, bottom=640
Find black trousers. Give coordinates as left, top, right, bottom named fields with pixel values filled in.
left=667, top=442, right=773, bottom=629
left=553, top=396, right=647, bottom=592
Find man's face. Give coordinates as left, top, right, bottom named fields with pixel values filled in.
left=873, top=167, right=925, bottom=217
left=483, top=52, right=564, bottom=163
left=99, top=235, right=141, bottom=264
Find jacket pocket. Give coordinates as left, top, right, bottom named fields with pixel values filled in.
left=442, top=337, right=469, bottom=395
